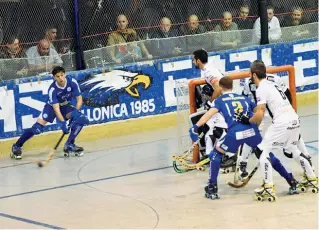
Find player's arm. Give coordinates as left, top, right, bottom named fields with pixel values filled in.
left=72, top=78, right=83, bottom=110
left=196, top=108, right=219, bottom=127
left=75, top=95, right=83, bottom=110
left=249, top=104, right=266, bottom=125
left=52, top=104, right=65, bottom=122
left=211, top=79, right=221, bottom=100
left=189, top=107, right=218, bottom=142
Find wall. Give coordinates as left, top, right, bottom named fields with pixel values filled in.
left=0, top=38, right=318, bottom=140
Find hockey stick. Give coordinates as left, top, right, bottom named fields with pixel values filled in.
left=36, top=133, right=65, bottom=167
left=228, top=163, right=259, bottom=188
left=173, top=157, right=210, bottom=173
left=232, top=145, right=243, bottom=185
left=172, top=133, right=204, bottom=173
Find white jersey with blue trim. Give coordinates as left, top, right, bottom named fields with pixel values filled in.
left=200, top=63, right=224, bottom=89
left=47, top=76, right=81, bottom=106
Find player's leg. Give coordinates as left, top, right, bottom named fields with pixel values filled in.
left=63, top=106, right=89, bottom=156
left=297, top=135, right=314, bottom=171
left=205, top=132, right=241, bottom=199
left=245, top=126, right=275, bottom=200
left=11, top=106, right=52, bottom=159
left=285, top=127, right=318, bottom=192
left=238, top=144, right=252, bottom=180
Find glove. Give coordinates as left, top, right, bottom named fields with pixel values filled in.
left=189, top=124, right=199, bottom=142
left=234, top=112, right=250, bottom=124
left=60, top=120, right=70, bottom=134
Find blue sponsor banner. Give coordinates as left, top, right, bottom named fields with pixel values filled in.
left=0, top=38, right=318, bottom=139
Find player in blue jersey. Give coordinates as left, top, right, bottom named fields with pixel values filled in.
left=11, top=66, right=89, bottom=159
left=189, top=76, right=299, bottom=200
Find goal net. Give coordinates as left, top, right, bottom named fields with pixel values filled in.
left=176, top=65, right=297, bottom=163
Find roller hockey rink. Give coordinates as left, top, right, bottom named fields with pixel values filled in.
left=0, top=105, right=318, bottom=229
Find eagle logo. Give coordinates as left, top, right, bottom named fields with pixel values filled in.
left=78, top=70, right=151, bottom=108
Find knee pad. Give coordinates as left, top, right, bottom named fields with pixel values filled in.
left=31, top=123, right=44, bottom=135
left=253, top=147, right=263, bottom=159
left=71, top=111, right=89, bottom=126
left=213, top=127, right=226, bottom=139
left=283, top=149, right=293, bottom=159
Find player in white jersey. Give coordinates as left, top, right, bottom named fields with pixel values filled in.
left=236, top=60, right=317, bottom=199
left=192, top=49, right=236, bottom=169
left=238, top=72, right=314, bottom=180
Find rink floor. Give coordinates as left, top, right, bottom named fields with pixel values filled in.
left=0, top=110, right=318, bottom=228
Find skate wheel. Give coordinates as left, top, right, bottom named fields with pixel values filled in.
left=64, top=153, right=69, bottom=157
left=267, top=196, right=276, bottom=202
left=255, top=195, right=263, bottom=201
left=198, top=166, right=205, bottom=171
left=311, top=188, right=318, bottom=193
left=300, top=186, right=306, bottom=192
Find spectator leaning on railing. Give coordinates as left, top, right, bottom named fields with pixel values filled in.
left=26, top=39, right=63, bottom=73
left=233, top=4, right=255, bottom=30
left=0, top=35, right=28, bottom=80
left=180, top=14, right=208, bottom=52
left=213, top=11, right=241, bottom=50
left=107, top=14, right=152, bottom=64
left=281, top=7, right=310, bottom=39
left=148, top=17, right=184, bottom=58
left=253, top=5, right=282, bottom=43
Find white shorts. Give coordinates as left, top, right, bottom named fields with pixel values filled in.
left=259, top=118, right=300, bottom=151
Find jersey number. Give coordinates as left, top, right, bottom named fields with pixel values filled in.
left=225, top=101, right=244, bottom=118
left=232, top=101, right=243, bottom=113
left=275, top=85, right=287, bottom=100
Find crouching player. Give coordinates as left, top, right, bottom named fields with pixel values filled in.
left=189, top=76, right=299, bottom=200
left=11, top=66, right=89, bottom=159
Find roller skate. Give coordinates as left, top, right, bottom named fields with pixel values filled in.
left=63, top=143, right=84, bottom=157
left=205, top=184, right=220, bottom=200
left=286, top=173, right=299, bottom=195
left=238, top=162, right=249, bottom=181
left=297, top=174, right=318, bottom=193
left=254, top=182, right=276, bottom=202
left=10, top=144, right=22, bottom=160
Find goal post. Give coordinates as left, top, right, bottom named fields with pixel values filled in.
left=178, top=65, right=297, bottom=163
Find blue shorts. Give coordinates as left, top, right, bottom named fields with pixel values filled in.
left=39, top=103, right=76, bottom=123
left=217, top=125, right=262, bottom=153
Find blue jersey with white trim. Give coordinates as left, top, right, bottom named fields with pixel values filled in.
left=212, top=92, right=256, bottom=129
left=47, top=76, right=81, bottom=106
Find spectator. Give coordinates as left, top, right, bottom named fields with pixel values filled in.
left=213, top=12, right=241, bottom=50
left=148, top=17, right=184, bottom=58
left=253, top=6, right=282, bottom=43
left=180, top=15, right=208, bottom=51
left=26, top=39, right=63, bottom=73
left=233, top=5, right=255, bottom=30
left=115, top=33, right=142, bottom=63
left=0, top=35, right=28, bottom=79
left=282, top=7, right=310, bottom=39
left=107, top=14, right=152, bottom=64
left=44, top=26, right=58, bottom=50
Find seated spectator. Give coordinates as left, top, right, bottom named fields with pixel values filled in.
left=0, top=35, right=28, bottom=79
left=44, top=26, right=58, bottom=50
left=213, top=12, right=241, bottom=50
left=233, top=4, right=255, bottom=30
left=148, top=17, right=184, bottom=58
left=253, top=6, right=282, bottom=43
left=281, top=7, right=310, bottom=38
left=26, top=39, right=63, bottom=73
left=180, top=15, right=208, bottom=52
left=115, top=33, right=142, bottom=63
left=107, top=14, right=152, bottom=64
